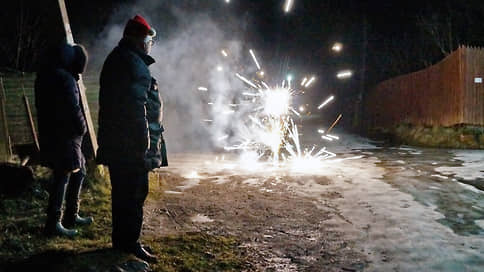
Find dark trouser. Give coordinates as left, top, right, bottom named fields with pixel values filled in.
left=46, top=167, right=86, bottom=227
left=109, top=165, right=149, bottom=250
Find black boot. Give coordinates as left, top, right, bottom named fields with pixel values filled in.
left=44, top=172, right=78, bottom=237
left=115, top=243, right=158, bottom=263
left=63, top=169, right=93, bottom=228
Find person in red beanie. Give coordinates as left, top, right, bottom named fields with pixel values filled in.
left=97, top=15, right=160, bottom=263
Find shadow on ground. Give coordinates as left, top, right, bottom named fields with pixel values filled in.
left=0, top=248, right=144, bottom=272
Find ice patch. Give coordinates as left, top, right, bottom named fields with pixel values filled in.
left=431, top=174, right=449, bottom=180
left=435, top=150, right=484, bottom=181
left=457, top=182, right=483, bottom=194
left=475, top=220, right=484, bottom=230
left=191, top=214, right=214, bottom=223
left=242, top=178, right=262, bottom=186
left=177, top=179, right=200, bottom=190
left=164, top=190, right=183, bottom=194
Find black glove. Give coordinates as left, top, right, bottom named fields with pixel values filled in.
left=145, top=157, right=162, bottom=171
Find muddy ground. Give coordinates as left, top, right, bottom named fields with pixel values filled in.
left=141, top=137, right=484, bottom=272
left=145, top=168, right=366, bottom=272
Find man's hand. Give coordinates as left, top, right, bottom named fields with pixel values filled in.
left=145, top=157, right=161, bottom=171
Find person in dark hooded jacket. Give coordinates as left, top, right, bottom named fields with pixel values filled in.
left=35, top=42, right=93, bottom=237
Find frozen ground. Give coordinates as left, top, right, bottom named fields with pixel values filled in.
left=146, top=128, right=483, bottom=271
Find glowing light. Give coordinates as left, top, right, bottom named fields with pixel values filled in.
left=236, top=73, right=258, bottom=89
left=198, top=86, right=208, bottom=91
left=318, top=95, right=335, bottom=110
left=284, top=0, right=294, bottom=13
left=203, top=48, right=343, bottom=173
left=332, top=42, right=343, bottom=52
left=218, top=135, right=229, bottom=141
left=301, top=77, right=308, bottom=86
left=263, top=88, right=291, bottom=117
left=186, top=171, right=200, bottom=179
left=337, top=70, right=353, bottom=79
left=222, top=110, right=235, bottom=115
left=242, top=92, right=260, bottom=97
left=304, top=76, right=316, bottom=88
left=326, top=114, right=343, bottom=134
left=249, top=49, right=261, bottom=70
left=217, top=65, right=223, bottom=71
left=225, top=0, right=230, bottom=3
left=287, top=74, right=293, bottom=88
left=221, top=50, right=228, bottom=57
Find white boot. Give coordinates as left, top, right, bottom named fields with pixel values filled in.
left=55, top=222, right=78, bottom=237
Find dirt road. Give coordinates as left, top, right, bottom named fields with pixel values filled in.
left=143, top=135, right=484, bottom=271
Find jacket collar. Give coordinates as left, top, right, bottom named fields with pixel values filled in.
left=119, top=38, right=155, bottom=66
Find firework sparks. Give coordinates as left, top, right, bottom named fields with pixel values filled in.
left=304, top=76, right=316, bottom=88
left=249, top=49, right=262, bottom=70
left=284, top=0, right=294, bottom=13
left=332, top=42, right=343, bottom=52
left=263, top=87, right=291, bottom=117
left=236, top=73, right=259, bottom=89
left=199, top=48, right=342, bottom=173
left=317, top=95, right=335, bottom=109
left=301, top=77, right=308, bottom=86
left=337, top=70, right=353, bottom=79
left=326, top=114, right=343, bottom=134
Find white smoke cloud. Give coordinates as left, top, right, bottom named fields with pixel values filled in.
left=94, top=1, right=248, bottom=153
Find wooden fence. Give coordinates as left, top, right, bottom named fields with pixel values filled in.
left=364, top=46, right=484, bottom=129
left=0, top=73, right=99, bottom=161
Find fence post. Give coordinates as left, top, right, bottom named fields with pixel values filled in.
left=0, top=77, right=12, bottom=161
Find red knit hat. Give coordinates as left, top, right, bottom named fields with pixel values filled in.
left=123, top=15, right=156, bottom=38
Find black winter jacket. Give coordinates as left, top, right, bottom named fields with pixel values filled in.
left=96, top=38, right=155, bottom=168
left=34, top=43, right=87, bottom=171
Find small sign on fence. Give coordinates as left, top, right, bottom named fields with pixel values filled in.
left=474, top=77, right=482, bottom=84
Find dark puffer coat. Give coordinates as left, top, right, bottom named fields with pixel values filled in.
left=97, top=38, right=155, bottom=168
left=146, top=78, right=168, bottom=169
left=34, top=43, right=88, bottom=171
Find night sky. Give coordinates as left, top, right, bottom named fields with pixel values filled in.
left=2, top=0, right=484, bottom=87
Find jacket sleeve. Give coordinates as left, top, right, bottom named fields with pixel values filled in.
left=126, top=65, right=150, bottom=157
left=61, top=76, right=87, bottom=137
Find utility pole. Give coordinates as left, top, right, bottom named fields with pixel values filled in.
left=57, top=0, right=98, bottom=158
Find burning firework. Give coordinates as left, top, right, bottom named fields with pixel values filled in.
left=197, top=48, right=341, bottom=172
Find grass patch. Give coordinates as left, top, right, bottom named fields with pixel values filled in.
left=149, top=233, right=249, bottom=272
left=0, top=166, right=250, bottom=271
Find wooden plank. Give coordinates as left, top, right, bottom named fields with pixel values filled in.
left=0, top=77, right=12, bottom=161
left=58, top=0, right=98, bottom=158
left=23, top=94, right=39, bottom=151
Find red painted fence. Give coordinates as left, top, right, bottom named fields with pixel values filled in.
left=365, top=46, right=484, bottom=128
